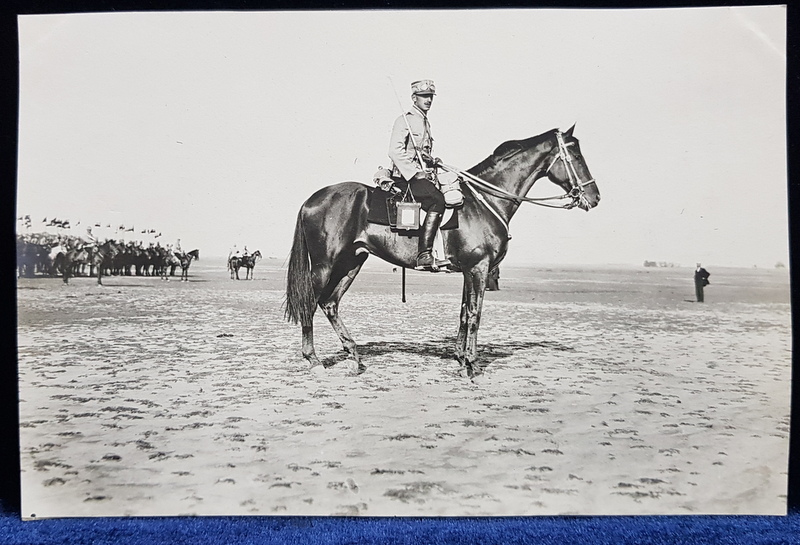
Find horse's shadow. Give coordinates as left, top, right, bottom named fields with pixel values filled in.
left=320, top=337, right=575, bottom=370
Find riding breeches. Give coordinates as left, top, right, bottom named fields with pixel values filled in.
left=395, top=177, right=446, bottom=214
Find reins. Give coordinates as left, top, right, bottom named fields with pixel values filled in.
left=440, top=162, right=574, bottom=208
left=437, top=130, right=596, bottom=238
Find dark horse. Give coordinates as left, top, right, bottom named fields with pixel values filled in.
left=177, top=249, right=199, bottom=281
left=227, top=255, right=241, bottom=279
left=229, top=250, right=263, bottom=280
left=240, top=250, right=262, bottom=280
left=285, top=126, right=600, bottom=377
left=59, top=240, right=118, bottom=285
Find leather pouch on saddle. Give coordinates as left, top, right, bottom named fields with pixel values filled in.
left=375, top=166, right=423, bottom=231
left=373, top=166, right=397, bottom=193
left=437, top=171, right=464, bottom=208
left=383, top=189, right=421, bottom=231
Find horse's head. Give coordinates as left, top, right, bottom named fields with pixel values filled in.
left=544, top=125, right=600, bottom=211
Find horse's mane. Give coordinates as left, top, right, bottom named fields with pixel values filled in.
left=468, top=128, right=559, bottom=177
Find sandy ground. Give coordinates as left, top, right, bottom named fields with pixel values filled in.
left=17, top=261, right=791, bottom=518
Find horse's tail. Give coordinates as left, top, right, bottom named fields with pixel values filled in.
left=284, top=209, right=315, bottom=326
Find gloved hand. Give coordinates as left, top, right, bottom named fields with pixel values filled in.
left=411, top=171, right=431, bottom=183
left=420, top=152, right=442, bottom=168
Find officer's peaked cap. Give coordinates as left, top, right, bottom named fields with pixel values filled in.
left=411, top=80, right=436, bottom=95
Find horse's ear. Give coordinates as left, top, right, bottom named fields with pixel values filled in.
left=564, top=124, right=576, bottom=137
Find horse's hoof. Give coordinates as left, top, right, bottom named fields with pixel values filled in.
left=310, top=364, right=327, bottom=375
left=470, top=371, right=487, bottom=385
left=347, top=361, right=367, bottom=376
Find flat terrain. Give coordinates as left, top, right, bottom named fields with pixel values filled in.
left=17, top=261, right=791, bottom=517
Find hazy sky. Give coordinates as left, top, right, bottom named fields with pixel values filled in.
left=16, top=7, right=787, bottom=267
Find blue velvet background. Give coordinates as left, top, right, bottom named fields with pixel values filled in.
left=3, top=0, right=798, bottom=543
left=0, top=511, right=799, bottom=544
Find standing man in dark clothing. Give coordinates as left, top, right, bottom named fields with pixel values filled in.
left=388, top=79, right=446, bottom=271
left=487, top=267, right=500, bottom=291
left=694, top=263, right=710, bottom=302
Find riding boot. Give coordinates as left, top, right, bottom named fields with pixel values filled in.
left=415, top=210, right=443, bottom=271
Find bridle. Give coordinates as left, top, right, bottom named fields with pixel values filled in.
left=438, top=130, right=596, bottom=237
left=544, top=130, right=597, bottom=210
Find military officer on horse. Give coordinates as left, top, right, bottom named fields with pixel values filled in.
left=387, top=79, right=448, bottom=271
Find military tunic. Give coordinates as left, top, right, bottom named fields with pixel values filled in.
left=389, top=105, right=433, bottom=181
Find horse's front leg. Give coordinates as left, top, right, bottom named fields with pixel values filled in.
left=455, top=279, right=470, bottom=370
left=460, top=266, right=489, bottom=378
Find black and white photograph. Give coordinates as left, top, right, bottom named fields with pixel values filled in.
left=15, top=7, right=790, bottom=518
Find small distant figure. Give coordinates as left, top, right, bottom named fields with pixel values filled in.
left=694, top=263, right=710, bottom=302
left=487, top=267, right=500, bottom=291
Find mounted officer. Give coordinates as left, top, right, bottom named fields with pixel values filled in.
left=388, top=79, right=447, bottom=271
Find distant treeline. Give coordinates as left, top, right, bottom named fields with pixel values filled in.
left=643, top=261, right=679, bottom=268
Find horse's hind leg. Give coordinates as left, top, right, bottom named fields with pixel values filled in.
left=301, top=324, right=323, bottom=369
left=318, top=253, right=368, bottom=374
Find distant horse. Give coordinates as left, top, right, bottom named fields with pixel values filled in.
left=161, top=251, right=181, bottom=281
left=91, top=240, right=120, bottom=285
left=228, top=250, right=263, bottom=280
left=53, top=244, right=89, bottom=284
left=241, top=250, right=262, bottom=280
left=177, top=249, right=199, bottom=281
left=227, top=255, right=242, bottom=280
left=285, top=126, right=600, bottom=377
left=56, top=247, right=86, bottom=284
left=56, top=240, right=117, bottom=285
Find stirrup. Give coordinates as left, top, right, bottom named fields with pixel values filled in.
left=415, top=253, right=451, bottom=272
left=415, top=251, right=436, bottom=271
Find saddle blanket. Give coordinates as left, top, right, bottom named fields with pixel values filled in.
left=366, top=187, right=459, bottom=230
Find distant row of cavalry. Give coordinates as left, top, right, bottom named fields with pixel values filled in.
left=16, top=231, right=269, bottom=284
left=16, top=233, right=199, bottom=284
